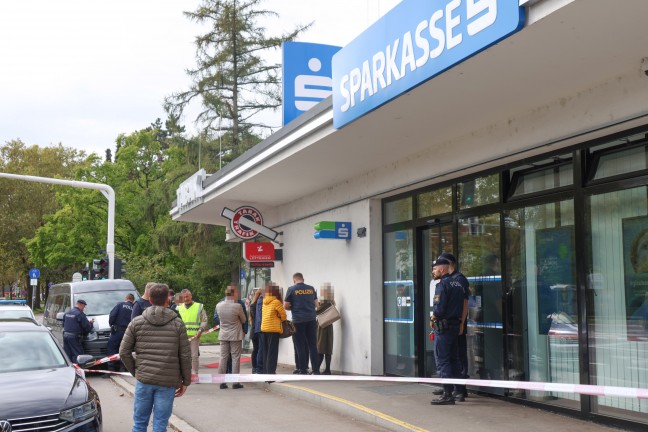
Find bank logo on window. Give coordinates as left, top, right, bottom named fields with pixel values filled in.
left=282, top=41, right=341, bottom=125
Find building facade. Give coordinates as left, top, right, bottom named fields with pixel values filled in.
left=173, top=0, right=648, bottom=427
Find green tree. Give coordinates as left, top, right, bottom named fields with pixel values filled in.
left=165, top=0, right=309, bottom=162
left=0, top=140, right=86, bottom=306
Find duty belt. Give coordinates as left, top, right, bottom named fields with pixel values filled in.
left=63, top=331, right=81, bottom=336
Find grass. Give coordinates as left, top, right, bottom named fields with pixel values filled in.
left=199, top=330, right=219, bottom=345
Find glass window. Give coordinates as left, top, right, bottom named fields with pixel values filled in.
left=384, top=197, right=412, bottom=225
left=417, top=187, right=452, bottom=218
left=511, top=164, right=573, bottom=197
left=505, top=199, right=579, bottom=409
left=586, top=187, right=648, bottom=422
left=73, top=291, right=138, bottom=316
left=458, top=174, right=499, bottom=209
left=592, top=146, right=648, bottom=181
left=383, top=229, right=415, bottom=376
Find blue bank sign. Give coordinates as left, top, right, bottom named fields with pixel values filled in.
left=332, top=0, right=525, bottom=128
left=283, top=41, right=342, bottom=126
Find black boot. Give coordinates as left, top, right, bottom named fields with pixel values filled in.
left=431, top=393, right=456, bottom=405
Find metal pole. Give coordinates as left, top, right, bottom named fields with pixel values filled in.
left=0, top=172, right=116, bottom=279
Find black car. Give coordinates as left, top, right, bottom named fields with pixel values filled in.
left=0, top=318, right=102, bottom=431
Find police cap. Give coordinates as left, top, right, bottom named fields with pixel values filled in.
left=440, top=252, right=457, bottom=264
left=77, top=299, right=87, bottom=306
left=432, top=257, right=451, bottom=267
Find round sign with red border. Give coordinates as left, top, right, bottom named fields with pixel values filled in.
left=231, top=206, right=263, bottom=239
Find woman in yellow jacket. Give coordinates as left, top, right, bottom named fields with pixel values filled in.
left=261, top=282, right=287, bottom=374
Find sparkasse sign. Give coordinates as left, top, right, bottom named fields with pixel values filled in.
left=332, top=0, right=526, bottom=128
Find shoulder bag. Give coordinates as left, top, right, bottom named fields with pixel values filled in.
left=280, top=320, right=296, bottom=338
left=316, top=301, right=341, bottom=328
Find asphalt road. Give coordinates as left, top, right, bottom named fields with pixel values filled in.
left=87, top=376, right=134, bottom=432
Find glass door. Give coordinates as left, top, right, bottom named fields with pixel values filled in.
left=458, top=213, right=505, bottom=393
left=384, top=229, right=415, bottom=376
left=420, top=223, right=454, bottom=377
left=504, top=199, right=579, bottom=408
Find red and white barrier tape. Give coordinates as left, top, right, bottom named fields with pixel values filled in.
left=188, top=373, right=648, bottom=400
left=188, top=325, right=219, bottom=342
left=86, top=353, right=121, bottom=367
left=82, top=366, right=648, bottom=399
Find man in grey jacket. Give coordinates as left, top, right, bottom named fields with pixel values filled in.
left=216, top=284, right=246, bottom=389
left=120, top=283, right=192, bottom=432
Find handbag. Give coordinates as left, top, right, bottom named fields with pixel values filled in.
left=316, top=301, right=341, bottom=328
left=280, top=320, right=296, bottom=338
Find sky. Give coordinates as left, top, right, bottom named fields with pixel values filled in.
left=0, top=0, right=400, bottom=157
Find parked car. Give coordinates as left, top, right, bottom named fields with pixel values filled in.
left=0, top=299, right=36, bottom=320
left=43, top=279, right=140, bottom=359
left=0, top=318, right=102, bottom=430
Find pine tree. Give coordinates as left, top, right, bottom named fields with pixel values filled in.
left=165, top=0, right=310, bottom=162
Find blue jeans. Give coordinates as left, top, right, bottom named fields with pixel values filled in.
left=293, top=320, right=320, bottom=373
left=132, top=381, right=175, bottom=432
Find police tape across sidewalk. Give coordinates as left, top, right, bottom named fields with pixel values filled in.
left=82, top=325, right=220, bottom=368
left=83, top=366, right=648, bottom=400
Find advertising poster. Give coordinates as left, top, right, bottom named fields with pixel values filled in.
left=622, top=216, right=648, bottom=340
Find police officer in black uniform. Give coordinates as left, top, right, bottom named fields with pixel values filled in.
left=440, top=252, right=470, bottom=401
left=106, top=293, right=135, bottom=374
left=430, top=256, right=465, bottom=405
left=63, top=299, right=94, bottom=363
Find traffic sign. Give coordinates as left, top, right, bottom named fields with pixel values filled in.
left=29, top=268, right=40, bottom=279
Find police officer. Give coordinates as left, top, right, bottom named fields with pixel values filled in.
left=430, top=256, right=465, bottom=405
left=63, top=299, right=94, bottom=364
left=440, top=252, right=470, bottom=401
left=106, top=293, right=135, bottom=374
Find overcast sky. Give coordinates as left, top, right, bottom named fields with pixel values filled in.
left=0, top=0, right=400, bottom=157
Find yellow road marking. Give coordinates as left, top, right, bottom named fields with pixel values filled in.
left=277, top=383, right=429, bottom=432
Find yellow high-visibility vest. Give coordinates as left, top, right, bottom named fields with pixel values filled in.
left=178, top=302, right=203, bottom=337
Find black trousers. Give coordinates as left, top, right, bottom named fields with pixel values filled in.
left=263, top=332, right=280, bottom=374
left=64, top=333, right=84, bottom=364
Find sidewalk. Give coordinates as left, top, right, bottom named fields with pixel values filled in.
left=110, top=344, right=621, bottom=432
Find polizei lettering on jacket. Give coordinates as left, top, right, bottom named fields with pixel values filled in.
left=339, top=0, right=496, bottom=112
left=294, top=289, right=315, bottom=295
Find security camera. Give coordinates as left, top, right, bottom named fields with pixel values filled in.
left=641, top=58, right=648, bottom=77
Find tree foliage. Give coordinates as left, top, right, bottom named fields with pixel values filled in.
left=165, top=0, right=310, bottom=163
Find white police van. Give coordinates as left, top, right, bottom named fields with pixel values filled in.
left=43, top=279, right=140, bottom=359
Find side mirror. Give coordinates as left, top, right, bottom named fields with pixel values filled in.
left=75, top=354, right=94, bottom=367
left=56, top=312, right=65, bottom=321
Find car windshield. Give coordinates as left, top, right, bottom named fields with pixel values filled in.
left=73, top=290, right=138, bottom=316
left=0, top=331, right=67, bottom=372
left=0, top=309, right=34, bottom=319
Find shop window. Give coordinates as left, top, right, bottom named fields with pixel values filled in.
left=589, top=132, right=648, bottom=182
left=384, top=197, right=412, bottom=225
left=509, top=156, right=573, bottom=199
left=505, top=199, right=579, bottom=409
left=458, top=174, right=499, bottom=209
left=586, top=187, right=648, bottom=422
left=417, top=186, right=452, bottom=218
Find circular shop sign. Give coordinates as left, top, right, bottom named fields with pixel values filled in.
left=231, top=206, right=263, bottom=239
